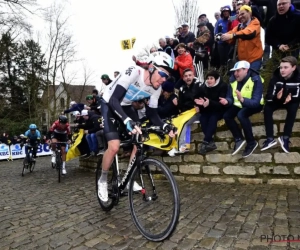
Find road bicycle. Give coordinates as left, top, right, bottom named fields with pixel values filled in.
left=95, top=125, right=180, bottom=241
left=51, top=142, right=68, bottom=183
left=22, top=144, right=36, bottom=176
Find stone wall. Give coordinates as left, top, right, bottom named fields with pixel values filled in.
left=80, top=110, right=300, bottom=185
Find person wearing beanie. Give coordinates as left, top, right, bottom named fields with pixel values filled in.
left=101, top=74, right=112, bottom=86
left=157, top=80, right=179, bottom=119
left=194, top=70, right=228, bottom=155
left=86, top=94, right=101, bottom=115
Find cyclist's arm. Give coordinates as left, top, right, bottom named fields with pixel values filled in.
left=145, top=91, right=169, bottom=129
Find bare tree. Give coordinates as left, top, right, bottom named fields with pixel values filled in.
left=43, top=1, right=77, bottom=126
left=0, top=0, right=37, bottom=33
left=172, top=0, right=201, bottom=34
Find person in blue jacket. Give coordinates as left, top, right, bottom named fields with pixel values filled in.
left=63, top=101, right=88, bottom=114
left=21, top=124, right=41, bottom=162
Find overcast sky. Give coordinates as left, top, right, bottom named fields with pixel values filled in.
left=32, top=0, right=233, bottom=87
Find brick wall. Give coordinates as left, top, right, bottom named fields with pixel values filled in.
left=80, top=109, right=300, bottom=185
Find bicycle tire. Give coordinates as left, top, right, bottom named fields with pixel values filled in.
left=30, top=161, right=35, bottom=172
left=95, top=157, right=119, bottom=211
left=22, top=158, right=27, bottom=177
left=128, top=158, right=180, bottom=241
left=56, top=152, right=62, bottom=183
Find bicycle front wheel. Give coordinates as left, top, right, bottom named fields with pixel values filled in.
left=29, top=159, right=35, bottom=173
left=128, top=157, right=180, bottom=241
left=22, top=158, right=27, bottom=176
left=56, top=154, right=62, bottom=183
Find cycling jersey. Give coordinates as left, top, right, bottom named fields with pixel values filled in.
left=24, top=130, right=41, bottom=141
left=49, top=120, right=71, bottom=135
left=102, top=65, right=161, bottom=108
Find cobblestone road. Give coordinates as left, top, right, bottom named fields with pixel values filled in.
left=1, top=156, right=300, bottom=250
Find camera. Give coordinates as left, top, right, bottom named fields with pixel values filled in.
left=215, top=33, right=222, bottom=42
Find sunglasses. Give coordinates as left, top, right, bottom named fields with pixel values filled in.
left=154, top=66, right=169, bottom=78
left=30, top=129, right=36, bottom=131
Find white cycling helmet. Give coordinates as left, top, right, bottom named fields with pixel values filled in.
left=147, top=51, right=174, bottom=73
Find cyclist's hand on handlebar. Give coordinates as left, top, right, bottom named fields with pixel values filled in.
left=47, top=139, right=51, bottom=145
left=163, top=124, right=177, bottom=138
left=125, top=119, right=142, bottom=135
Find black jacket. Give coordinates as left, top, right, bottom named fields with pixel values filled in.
left=265, top=67, right=300, bottom=104
left=178, top=79, right=200, bottom=112
left=194, top=78, right=228, bottom=113
left=178, top=32, right=196, bottom=45
left=82, top=112, right=102, bottom=134
left=157, top=93, right=179, bottom=119
left=265, top=7, right=300, bottom=49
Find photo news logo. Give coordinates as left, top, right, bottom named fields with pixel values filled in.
left=261, top=234, right=300, bottom=244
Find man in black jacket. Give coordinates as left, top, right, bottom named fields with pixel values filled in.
left=262, top=56, right=300, bottom=153
left=80, top=109, right=102, bottom=157
left=265, top=0, right=300, bottom=58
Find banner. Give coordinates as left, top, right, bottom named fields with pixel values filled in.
left=120, top=37, right=136, bottom=50
left=143, top=108, right=197, bottom=151
left=0, top=143, right=52, bottom=161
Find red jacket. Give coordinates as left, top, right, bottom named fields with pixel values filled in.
left=174, top=52, right=194, bottom=78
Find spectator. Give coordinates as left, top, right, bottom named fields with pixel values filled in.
left=265, top=0, right=300, bottom=59
left=157, top=80, right=179, bottom=119
left=158, top=38, right=175, bottom=60
left=215, top=6, right=233, bottom=69
left=221, top=5, right=264, bottom=71
left=114, top=71, right=120, bottom=78
left=80, top=109, right=102, bottom=157
left=262, top=56, right=300, bottom=153
left=101, top=74, right=112, bottom=86
left=178, top=23, right=196, bottom=45
left=177, top=69, right=201, bottom=153
left=63, top=101, right=88, bottom=115
left=222, top=60, right=264, bottom=158
left=174, top=43, right=195, bottom=90
left=194, top=70, right=228, bottom=155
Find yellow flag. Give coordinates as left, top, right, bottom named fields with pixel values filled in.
left=120, top=39, right=132, bottom=50
left=131, top=37, right=136, bottom=48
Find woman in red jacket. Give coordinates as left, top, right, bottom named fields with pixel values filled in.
left=174, top=43, right=195, bottom=90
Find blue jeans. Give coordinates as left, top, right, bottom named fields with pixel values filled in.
left=250, top=59, right=262, bottom=72
left=200, top=112, right=224, bottom=142
left=86, top=133, right=98, bottom=153
left=223, top=105, right=263, bottom=143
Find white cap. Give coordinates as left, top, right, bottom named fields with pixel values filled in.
left=165, top=35, right=170, bottom=39
left=182, top=22, right=189, bottom=26
left=72, top=111, right=80, bottom=116
left=70, top=101, right=76, bottom=107
left=20, top=134, right=24, bottom=137
left=81, top=110, right=89, bottom=116
left=230, top=60, right=250, bottom=71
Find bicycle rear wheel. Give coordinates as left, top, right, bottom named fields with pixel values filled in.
left=95, top=157, right=119, bottom=211
left=128, top=158, right=180, bottom=241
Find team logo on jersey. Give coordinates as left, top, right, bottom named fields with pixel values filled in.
left=125, top=66, right=134, bottom=76
left=125, top=85, right=151, bottom=101
left=134, top=81, right=140, bottom=88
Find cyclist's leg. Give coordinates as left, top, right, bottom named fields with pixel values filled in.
left=59, top=134, right=68, bottom=174
left=24, top=145, right=30, bottom=163
left=51, top=137, right=58, bottom=163
left=32, top=141, right=38, bottom=160
left=99, top=100, right=120, bottom=201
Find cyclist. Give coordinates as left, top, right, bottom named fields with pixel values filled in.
left=47, top=115, right=71, bottom=175
left=98, top=51, right=177, bottom=202
left=21, top=124, right=41, bottom=162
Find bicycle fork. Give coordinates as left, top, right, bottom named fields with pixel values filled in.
left=140, top=164, right=157, bottom=201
